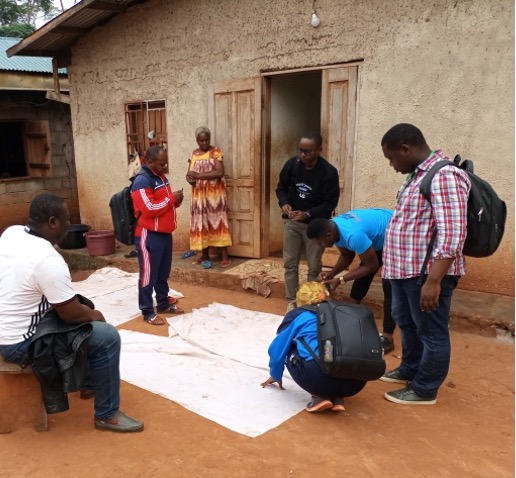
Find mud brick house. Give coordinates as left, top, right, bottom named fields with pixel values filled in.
left=7, top=0, right=514, bottom=295
left=0, top=37, right=79, bottom=230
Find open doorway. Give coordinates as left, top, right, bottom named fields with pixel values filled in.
left=0, top=122, right=27, bottom=178
left=267, top=70, right=322, bottom=256
left=209, top=65, right=357, bottom=260
left=0, top=119, right=52, bottom=179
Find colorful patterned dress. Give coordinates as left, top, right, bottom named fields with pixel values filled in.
left=188, top=146, right=232, bottom=250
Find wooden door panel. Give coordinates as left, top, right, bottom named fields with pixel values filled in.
left=209, top=78, right=262, bottom=258
left=321, top=66, right=359, bottom=266
left=321, top=66, right=358, bottom=215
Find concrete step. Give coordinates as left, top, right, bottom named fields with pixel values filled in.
left=58, top=244, right=515, bottom=339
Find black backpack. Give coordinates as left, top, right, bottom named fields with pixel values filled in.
left=298, top=300, right=386, bottom=381
left=109, top=168, right=153, bottom=245
left=419, top=155, right=507, bottom=258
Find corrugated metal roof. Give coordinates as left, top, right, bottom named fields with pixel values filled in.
left=7, top=0, right=146, bottom=61
left=0, top=37, right=66, bottom=73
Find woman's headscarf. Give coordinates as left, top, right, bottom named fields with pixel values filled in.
left=296, top=281, right=329, bottom=306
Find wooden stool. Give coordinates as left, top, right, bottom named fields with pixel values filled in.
left=0, top=358, right=48, bottom=433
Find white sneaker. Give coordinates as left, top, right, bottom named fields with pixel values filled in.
left=286, top=301, right=297, bottom=313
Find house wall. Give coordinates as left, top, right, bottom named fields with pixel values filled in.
left=0, top=90, right=79, bottom=231
left=68, top=0, right=514, bottom=296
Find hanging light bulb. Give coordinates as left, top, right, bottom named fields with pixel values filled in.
left=310, top=10, right=321, bottom=28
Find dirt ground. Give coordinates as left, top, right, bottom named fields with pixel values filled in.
left=0, top=277, right=514, bottom=478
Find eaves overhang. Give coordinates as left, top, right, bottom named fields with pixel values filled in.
left=6, top=0, right=146, bottom=66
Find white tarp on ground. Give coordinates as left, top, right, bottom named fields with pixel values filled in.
left=119, top=303, right=308, bottom=437
left=72, top=267, right=183, bottom=326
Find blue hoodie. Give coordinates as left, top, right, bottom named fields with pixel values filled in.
left=267, top=309, right=319, bottom=381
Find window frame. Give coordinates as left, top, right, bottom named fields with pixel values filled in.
left=0, top=119, right=51, bottom=180
left=124, top=99, right=167, bottom=164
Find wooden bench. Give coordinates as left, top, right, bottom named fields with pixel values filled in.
left=0, top=357, right=48, bottom=433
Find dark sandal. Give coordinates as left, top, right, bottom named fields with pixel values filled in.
left=143, top=313, right=166, bottom=326
left=156, top=304, right=184, bottom=315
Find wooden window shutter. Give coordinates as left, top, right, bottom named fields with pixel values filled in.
left=125, top=100, right=167, bottom=164
left=23, top=120, right=51, bottom=177
left=125, top=102, right=145, bottom=163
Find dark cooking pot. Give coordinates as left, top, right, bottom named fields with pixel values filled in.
left=58, top=224, right=90, bottom=249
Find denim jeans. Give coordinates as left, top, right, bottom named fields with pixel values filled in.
left=0, top=321, right=121, bottom=421
left=390, top=275, right=459, bottom=398
left=0, top=340, right=31, bottom=366
left=283, top=219, right=323, bottom=301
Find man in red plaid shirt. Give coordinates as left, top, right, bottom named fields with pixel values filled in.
left=379, top=123, right=470, bottom=405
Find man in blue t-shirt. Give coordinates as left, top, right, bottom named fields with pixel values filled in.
left=306, top=208, right=396, bottom=353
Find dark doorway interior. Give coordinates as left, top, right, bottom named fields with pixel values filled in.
left=267, top=70, right=322, bottom=256
left=0, top=122, right=26, bottom=178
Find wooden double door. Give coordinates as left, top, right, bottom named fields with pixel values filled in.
left=208, top=65, right=359, bottom=259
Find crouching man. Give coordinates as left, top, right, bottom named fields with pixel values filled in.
left=0, top=193, right=143, bottom=432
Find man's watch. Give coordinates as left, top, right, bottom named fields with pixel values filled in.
left=305, top=211, right=311, bottom=219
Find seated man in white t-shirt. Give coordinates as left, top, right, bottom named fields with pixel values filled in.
left=0, top=193, right=143, bottom=433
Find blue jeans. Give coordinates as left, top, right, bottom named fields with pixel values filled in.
left=389, top=275, right=459, bottom=398
left=283, top=219, right=323, bottom=301
left=0, top=339, right=31, bottom=366
left=0, top=321, right=121, bottom=420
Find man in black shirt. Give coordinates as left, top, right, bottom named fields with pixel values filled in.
left=275, top=131, right=340, bottom=312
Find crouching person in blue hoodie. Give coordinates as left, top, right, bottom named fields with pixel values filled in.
left=261, top=282, right=367, bottom=412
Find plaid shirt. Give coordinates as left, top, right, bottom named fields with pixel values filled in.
left=382, top=150, right=471, bottom=279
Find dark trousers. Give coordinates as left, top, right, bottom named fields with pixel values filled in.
left=286, top=356, right=366, bottom=399
left=390, top=275, right=459, bottom=398
left=349, top=249, right=395, bottom=335
left=135, top=230, right=173, bottom=316
left=0, top=321, right=121, bottom=420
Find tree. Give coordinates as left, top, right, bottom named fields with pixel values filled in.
left=0, top=22, right=34, bottom=37
left=0, top=0, right=59, bottom=38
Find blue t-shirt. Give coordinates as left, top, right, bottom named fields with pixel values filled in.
left=332, top=208, right=393, bottom=254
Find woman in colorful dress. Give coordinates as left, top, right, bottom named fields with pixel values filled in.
left=186, top=126, right=232, bottom=269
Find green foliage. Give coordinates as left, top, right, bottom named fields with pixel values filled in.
left=0, top=22, right=33, bottom=36
left=0, top=0, right=21, bottom=25
left=0, top=0, right=58, bottom=27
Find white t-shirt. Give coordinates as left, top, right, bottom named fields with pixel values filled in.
left=0, top=225, right=76, bottom=345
